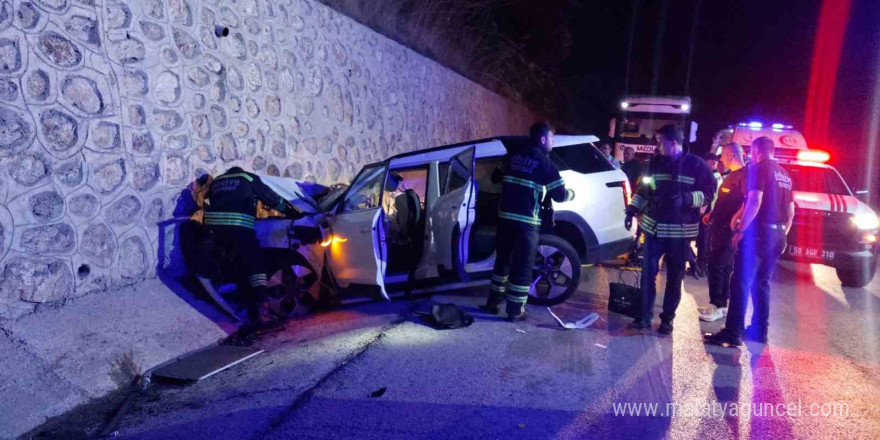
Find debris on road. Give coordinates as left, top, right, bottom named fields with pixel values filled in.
left=515, top=329, right=526, bottom=333
left=595, top=343, right=607, bottom=349
left=369, top=387, right=387, bottom=398
left=415, top=303, right=474, bottom=329
left=547, top=308, right=599, bottom=329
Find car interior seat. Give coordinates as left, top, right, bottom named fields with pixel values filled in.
left=389, top=189, right=424, bottom=273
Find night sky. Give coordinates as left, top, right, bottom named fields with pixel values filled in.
left=321, top=0, right=879, bottom=189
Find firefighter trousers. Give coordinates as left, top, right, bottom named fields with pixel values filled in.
left=489, top=220, right=539, bottom=315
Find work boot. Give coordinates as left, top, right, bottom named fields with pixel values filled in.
left=506, top=310, right=528, bottom=322
left=744, top=326, right=769, bottom=344
left=699, top=305, right=725, bottom=322
left=627, top=319, right=652, bottom=331
left=657, top=320, right=674, bottom=335
left=480, top=293, right=505, bottom=315
left=506, top=303, right=528, bottom=322
left=703, top=329, right=742, bottom=347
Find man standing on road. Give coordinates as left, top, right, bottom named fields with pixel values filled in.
left=699, top=143, right=747, bottom=322
left=705, top=137, right=794, bottom=345
left=620, top=146, right=644, bottom=190
left=484, top=122, right=572, bottom=321
left=693, top=153, right=725, bottom=276
left=600, top=141, right=621, bottom=169
left=624, top=124, right=716, bottom=334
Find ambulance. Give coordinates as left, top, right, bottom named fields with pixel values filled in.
left=713, top=122, right=879, bottom=287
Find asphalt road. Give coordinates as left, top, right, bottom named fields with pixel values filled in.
left=77, top=261, right=880, bottom=439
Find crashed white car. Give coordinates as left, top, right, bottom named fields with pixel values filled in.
left=209, top=135, right=635, bottom=312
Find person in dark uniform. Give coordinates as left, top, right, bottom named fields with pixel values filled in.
left=483, top=122, right=573, bottom=321
left=624, top=124, right=717, bottom=334
left=699, top=142, right=747, bottom=322
left=694, top=153, right=724, bottom=275
left=204, top=166, right=300, bottom=329
left=620, top=146, right=645, bottom=190
left=705, top=137, right=794, bottom=346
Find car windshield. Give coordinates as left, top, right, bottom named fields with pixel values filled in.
left=315, top=184, right=349, bottom=212
left=551, top=143, right=614, bottom=174
left=782, top=164, right=850, bottom=195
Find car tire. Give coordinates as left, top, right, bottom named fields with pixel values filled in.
left=837, top=255, right=877, bottom=288
left=528, top=234, right=582, bottom=306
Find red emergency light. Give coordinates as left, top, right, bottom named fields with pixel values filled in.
left=796, top=149, right=831, bottom=163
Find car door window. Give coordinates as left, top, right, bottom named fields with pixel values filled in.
left=444, top=148, right=475, bottom=194
left=339, top=164, right=387, bottom=213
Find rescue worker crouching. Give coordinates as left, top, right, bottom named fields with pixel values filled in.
left=204, top=166, right=302, bottom=330
left=624, top=124, right=717, bottom=335
left=483, top=122, right=574, bottom=322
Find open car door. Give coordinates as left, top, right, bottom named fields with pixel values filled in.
left=324, top=163, right=390, bottom=299
left=415, top=146, right=477, bottom=280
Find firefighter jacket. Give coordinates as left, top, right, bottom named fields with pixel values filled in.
left=626, top=152, right=716, bottom=238
left=205, top=167, right=289, bottom=229
left=498, top=144, right=567, bottom=227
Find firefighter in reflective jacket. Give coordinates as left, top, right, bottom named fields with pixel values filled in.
left=624, top=125, right=717, bottom=334
left=484, top=122, right=573, bottom=321
left=205, top=167, right=299, bottom=328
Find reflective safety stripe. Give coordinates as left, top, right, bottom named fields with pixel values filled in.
left=546, top=178, right=565, bottom=191
left=204, top=212, right=256, bottom=229
left=503, top=175, right=542, bottom=190
left=689, top=191, right=705, bottom=207
left=499, top=211, right=541, bottom=226
left=639, top=214, right=700, bottom=238
left=506, top=294, right=529, bottom=303
left=249, top=274, right=268, bottom=287
left=490, top=284, right=507, bottom=293
left=508, top=283, right=530, bottom=293
left=654, top=174, right=695, bottom=184
left=491, top=274, right=509, bottom=283
left=215, top=173, right=254, bottom=182
left=630, top=194, right=647, bottom=210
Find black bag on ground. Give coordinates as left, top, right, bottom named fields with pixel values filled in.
left=609, top=269, right=641, bottom=319
left=417, top=303, right=474, bottom=330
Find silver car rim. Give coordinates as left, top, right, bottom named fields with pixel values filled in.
left=531, top=244, right=574, bottom=300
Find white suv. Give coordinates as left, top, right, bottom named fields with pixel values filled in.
left=251, top=135, right=636, bottom=307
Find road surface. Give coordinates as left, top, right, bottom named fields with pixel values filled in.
left=32, top=261, right=880, bottom=440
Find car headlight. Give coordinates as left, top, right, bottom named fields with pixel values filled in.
left=852, top=212, right=880, bottom=230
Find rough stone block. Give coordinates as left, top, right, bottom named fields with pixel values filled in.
left=91, top=159, right=126, bottom=194
left=0, top=107, right=35, bottom=156
left=68, top=192, right=98, bottom=218
left=80, top=222, right=115, bottom=267
left=1, top=256, right=74, bottom=303
left=117, top=236, right=147, bottom=279
left=20, top=223, right=76, bottom=254
left=37, top=32, right=83, bottom=68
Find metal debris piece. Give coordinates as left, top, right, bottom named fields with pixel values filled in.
left=547, top=308, right=599, bottom=329
left=151, top=345, right=264, bottom=382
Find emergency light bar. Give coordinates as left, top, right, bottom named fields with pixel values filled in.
left=796, top=150, right=831, bottom=163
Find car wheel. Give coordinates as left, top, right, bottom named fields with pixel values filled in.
left=528, top=234, right=582, bottom=306
left=837, top=255, right=877, bottom=288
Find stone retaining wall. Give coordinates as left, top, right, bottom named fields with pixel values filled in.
left=0, top=0, right=535, bottom=321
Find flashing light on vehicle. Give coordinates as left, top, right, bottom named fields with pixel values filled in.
left=620, top=101, right=630, bottom=109
left=796, top=149, right=831, bottom=163
left=320, top=235, right=349, bottom=247
left=852, top=212, right=880, bottom=230
left=680, top=104, right=690, bottom=112
left=772, top=123, right=785, bottom=129
left=748, top=121, right=763, bottom=128
left=864, top=234, right=877, bottom=244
